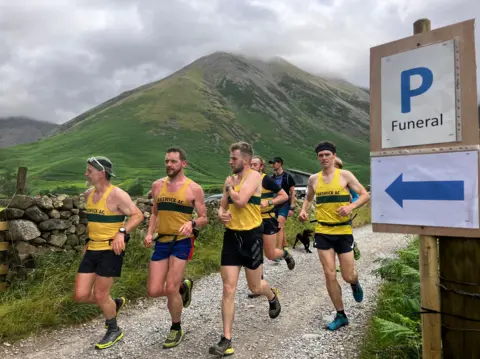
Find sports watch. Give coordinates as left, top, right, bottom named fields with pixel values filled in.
left=268, top=199, right=273, bottom=206
left=119, top=227, right=127, bottom=235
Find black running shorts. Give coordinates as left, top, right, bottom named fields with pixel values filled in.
left=77, top=249, right=125, bottom=277
left=314, top=233, right=354, bottom=254
left=262, top=218, right=279, bottom=235
left=221, top=225, right=264, bottom=270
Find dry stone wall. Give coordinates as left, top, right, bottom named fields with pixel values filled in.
left=0, top=193, right=308, bottom=269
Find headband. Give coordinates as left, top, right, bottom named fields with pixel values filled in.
left=316, top=143, right=336, bottom=154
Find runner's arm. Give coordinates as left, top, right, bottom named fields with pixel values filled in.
left=263, top=176, right=288, bottom=206
left=146, top=182, right=160, bottom=236
left=192, top=183, right=208, bottom=228
left=228, top=171, right=260, bottom=208
left=115, top=189, right=144, bottom=233
left=300, top=175, right=315, bottom=213
left=218, top=183, right=230, bottom=217
left=342, top=170, right=370, bottom=209
left=288, top=173, right=296, bottom=209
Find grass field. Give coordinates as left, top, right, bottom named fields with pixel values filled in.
left=0, top=204, right=371, bottom=341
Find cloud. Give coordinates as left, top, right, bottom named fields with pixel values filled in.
left=0, top=0, right=478, bottom=123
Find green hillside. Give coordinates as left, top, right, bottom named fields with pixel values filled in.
left=0, top=52, right=370, bottom=195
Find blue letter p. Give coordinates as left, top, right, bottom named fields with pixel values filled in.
left=400, top=67, right=433, bottom=113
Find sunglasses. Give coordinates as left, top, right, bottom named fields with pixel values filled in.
left=87, top=157, right=105, bottom=172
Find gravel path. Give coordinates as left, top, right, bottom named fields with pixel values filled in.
left=1, top=225, right=410, bottom=359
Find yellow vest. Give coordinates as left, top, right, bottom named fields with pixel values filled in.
left=260, top=173, right=275, bottom=220
left=86, top=185, right=126, bottom=250
left=226, top=170, right=262, bottom=231
left=155, top=177, right=194, bottom=243
left=314, top=168, right=353, bottom=235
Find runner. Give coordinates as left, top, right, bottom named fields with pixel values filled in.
left=74, top=156, right=144, bottom=350
left=299, top=141, right=370, bottom=331
left=247, top=156, right=296, bottom=298
left=144, top=147, right=208, bottom=349
left=268, top=157, right=296, bottom=260
left=334, top=157, right=361, bottom=262
left=210, top=142, right=281, bottom=356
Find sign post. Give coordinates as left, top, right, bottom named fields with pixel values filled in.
left=370, top=18, right=479, bottom=358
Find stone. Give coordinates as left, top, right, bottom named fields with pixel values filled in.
left=41, top=232, right=51, bottom=241
left=34, top=196, right=54, bottom=210
left=48, top=209, right=61, bottom=219
left=32, top=237, right=47, bottom=245
left=39, top=219, right=72, bottom=231
left=71, top=208, right=80, bottom=215
left=9, top=195, right=34, bottom=210
left=69, top=215, right=80, bottom=225
left=62, top=198, right=74, bottom=210
left=66, top=234, right=79, bottom=247
left=59, top=211, right=71, bottom=219
left=75, top=224, right=86, bottom=236
left=79, top=211, right=88, bottom=225
left=25, top=206, right=49, bottom=223
left=49, top=233, right=67, bottom=247
left=15, top=241, right=38, bottom=259
left=0, top=208, right=24, bottom=219
left=79, top=233, right=89, bottom=243
left=74, top=245, right=85, bottom=252
left=67, top=225, right=76, bottom=234
left=53, top=199, right=63, bottom=209
left=8, top=220, right=41, bottom=241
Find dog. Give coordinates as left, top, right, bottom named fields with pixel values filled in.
left=293, top=229, right=314, bottom=253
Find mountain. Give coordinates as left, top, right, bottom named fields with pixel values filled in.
left=0, top=117, right=58, bottom=148
left=0, top=52, right=370, bottom=195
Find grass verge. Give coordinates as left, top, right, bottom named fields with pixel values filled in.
left=0, top=204, right=371, bottom=342
left=359, top=236, right=422, bottom=359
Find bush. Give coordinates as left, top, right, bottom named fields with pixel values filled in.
left=360, top=237, right=422, bottom=359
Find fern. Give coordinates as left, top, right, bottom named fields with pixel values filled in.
left=360, top=237, right=422, bottom=359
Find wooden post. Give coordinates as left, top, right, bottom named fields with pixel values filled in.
left=413, top=19, right=442, bottom=359
left=439, top=236, right=480, bottom=357
left=16, top=167, right=27, bottom=195
left=0, top=220, right=8, bottom=292
left=419, top=235, right=442, bottom=358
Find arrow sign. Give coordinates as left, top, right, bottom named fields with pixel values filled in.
left=385, top=173, right=465, bottom=208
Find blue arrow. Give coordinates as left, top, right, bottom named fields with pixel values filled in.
left=385, top=173, right=464, bottom=208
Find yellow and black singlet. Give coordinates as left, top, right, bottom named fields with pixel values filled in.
left=314, top=168, right=353, bottom=235
left=86, top=185, right=126, bottom=251
left=155, top=177, right=194, bottom=243
left=226, top=170, right=262, bottom=231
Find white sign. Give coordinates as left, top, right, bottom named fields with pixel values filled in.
left=381, top=40, right=457, bottom=148
left=371, top=150, right=479, bottom=228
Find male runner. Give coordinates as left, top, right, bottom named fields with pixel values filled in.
left=74, top=156, right=144, bottom=350
left=334, top=157, right=361, bottom=262
left=144, top=147, right=208, bottom=349
left=210, top=142, right=281, bottom=356
left=251, top=156, right=295, bottom=268
left=299, top=141, right=369, bottom=331
left=247, top=156, right=295, bottom=298
left=269, top=157, right=296, bottom=258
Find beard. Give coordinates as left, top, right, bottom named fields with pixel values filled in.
left=166, top=167, right=181, bottom=178
left=231, top=164, right=244, bottom=174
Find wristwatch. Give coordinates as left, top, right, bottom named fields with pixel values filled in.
left=268, top=199, right=273, bottom=206
left=191, top=220, right=197, bottom=228
left=119, top=227, right=127, bottom=235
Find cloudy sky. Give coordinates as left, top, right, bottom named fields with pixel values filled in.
left=0, top=0, right=478, bottom=124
